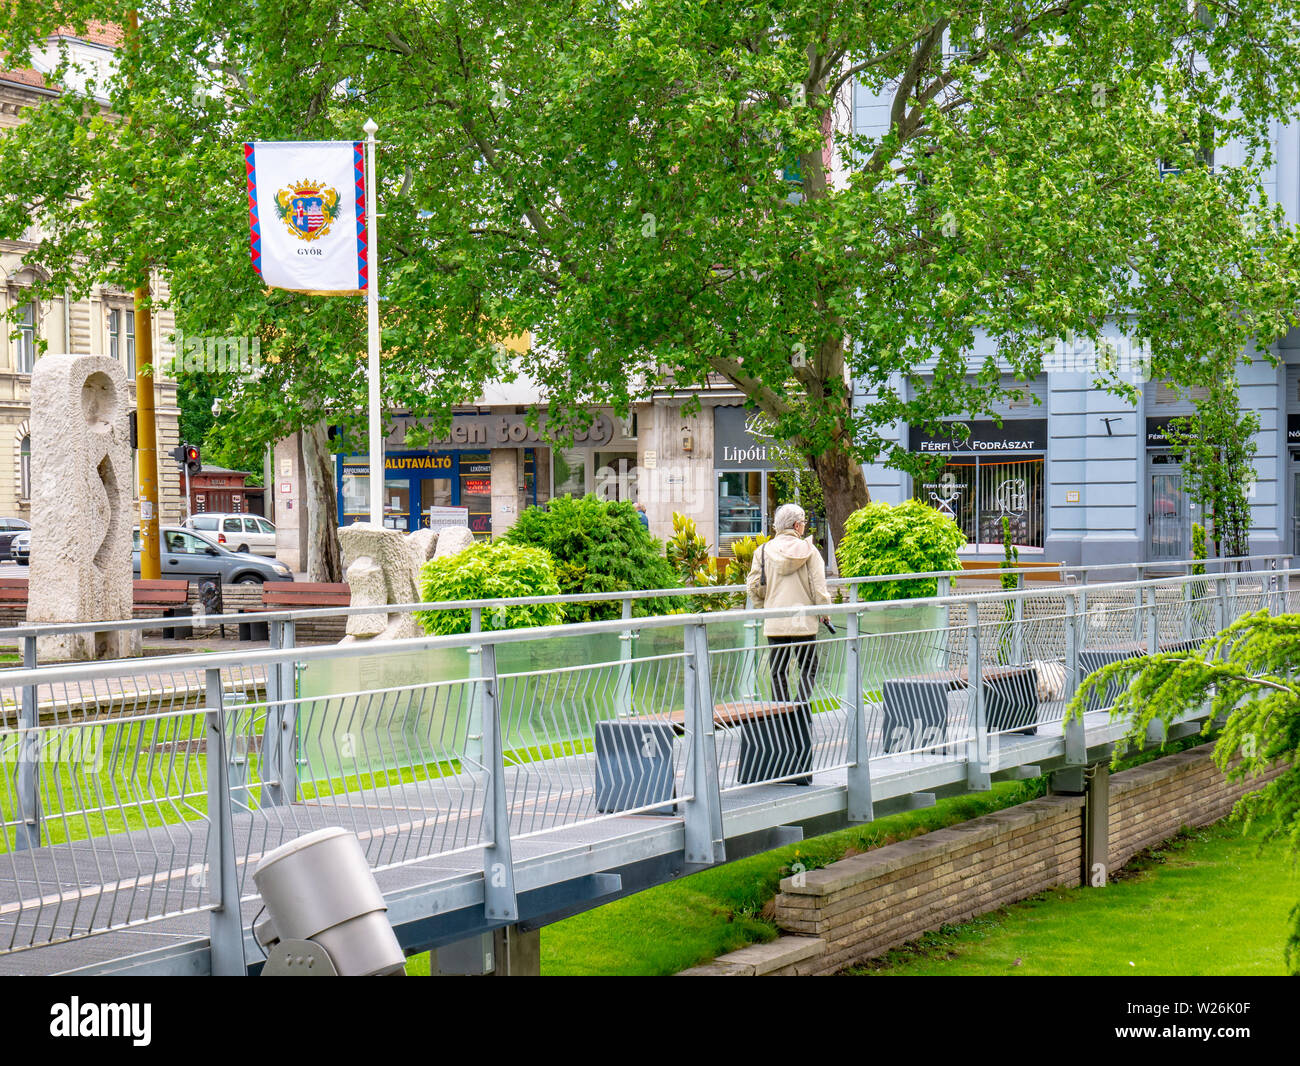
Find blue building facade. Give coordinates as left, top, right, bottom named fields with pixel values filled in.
left=852, top=81, right=1300, bottom=565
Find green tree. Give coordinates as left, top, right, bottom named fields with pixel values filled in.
left=836, top=499, right=966, bottom=601
left=1067, top=611, right=1300, bottom=972
left=1166, top=377, right=1260, bottom=561
left=504, top=495, right=682, bottom=621
left=4, top=3, right=1300, bottom=552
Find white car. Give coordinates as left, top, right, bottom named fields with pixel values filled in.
left=184, top=513, right=278, bottom=557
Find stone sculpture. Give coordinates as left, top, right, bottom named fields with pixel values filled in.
left=27, top=354, right=140, bottom=659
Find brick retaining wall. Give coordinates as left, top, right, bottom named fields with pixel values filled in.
left=680, top=744, right=1281, bottom=976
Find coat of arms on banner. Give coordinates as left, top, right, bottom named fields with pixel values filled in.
left=274, top=180, right=340, bottom=240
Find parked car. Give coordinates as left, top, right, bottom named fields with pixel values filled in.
left=9, top=529, right=29, bottom=564
left=132, top=527, right=293, bottom=584
left=184, top=513, right=277, bottom=556
left=0, top=517, right=30, bottom=561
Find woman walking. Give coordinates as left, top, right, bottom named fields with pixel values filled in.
left=745, top=503, right=831, bottom=783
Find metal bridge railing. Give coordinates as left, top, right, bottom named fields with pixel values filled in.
left=0, top=563, right=1293, bottom=969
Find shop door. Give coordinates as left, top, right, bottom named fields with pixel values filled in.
left=1148, top=452, right=1190, bottom=560
left=415, top=476, right=454, bottom=529
left=1292, top=458, right=1300, bottom=556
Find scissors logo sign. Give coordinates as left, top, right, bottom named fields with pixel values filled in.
left=926, top=472, right=963, bottom=518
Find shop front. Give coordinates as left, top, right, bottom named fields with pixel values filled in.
left=909, top=419, right=1047, bottom=553
left=336, top=407, right=618, bottom=535
left=1143, top=416, right=1198, bottom=561
left=1289, top=413, right=1300, bottom=555
left=338, top=450, right=536, bottom=534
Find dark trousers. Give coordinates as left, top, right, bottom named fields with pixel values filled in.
left=768, top=635, right=819, bottom=709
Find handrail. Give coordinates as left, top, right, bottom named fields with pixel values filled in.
left=0, top=565, right=1292, bottom=689
left=0, top=551, right=1290, bottom=640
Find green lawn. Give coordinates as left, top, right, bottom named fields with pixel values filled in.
left=405, top=779, right=1048, bottom=976
left=847, top=820, right=1299, bottom=976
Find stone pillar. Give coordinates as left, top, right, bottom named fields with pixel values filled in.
left=272, top=433, right=308, bottom=571
left=27, top=354, right=141, bottom=659
left=490, top=448, right=519, bottom=537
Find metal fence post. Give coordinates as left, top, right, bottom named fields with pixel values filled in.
left=1216, top=574, right=1229, bottom=632
left=845, top=604, right=873, bottom=823
left=965, top=602, right=990, bottom=789
left=740, top=594, right=758, bottom=699
left=478, top=641, right=518, bottom=923
left=205, top=667, right=247, bottom=975
left=261, top=619, right=298, bottom=808
left=1012, top=572, right=1025, bottom=663
left=1130, top=585, right=1142, bottom=644
left=615, top=599, right=634, bottom=718
left=1063, top=591, right=1086, bottom=765
left=15, top=634, right=40, bottom=850
left=1145, top=584, right=1158, bottom=654
left=466, top=606, right=483, bottom=766
left=683, top=622, right=725, bottom=866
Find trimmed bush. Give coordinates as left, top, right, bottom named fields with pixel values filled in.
left=836, top=499, right=966, bottom=601
left=504, top=494, right=684, bottom=621
left=414, top=541, right=563, bottom=635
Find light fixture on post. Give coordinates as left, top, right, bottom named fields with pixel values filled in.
left=253, top=826, right=406, bottom=976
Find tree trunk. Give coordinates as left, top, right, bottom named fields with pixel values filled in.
left=301, top=420, right=342, bottom=583
left=808, top=446, right=870, bottom=572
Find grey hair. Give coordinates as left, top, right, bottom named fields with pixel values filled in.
left=772, top=503, right=806, bottom=533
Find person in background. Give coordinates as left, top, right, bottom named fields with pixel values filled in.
left=635, top=501, right=650, bottom=530
left=746, top=503, right=831, bottom=781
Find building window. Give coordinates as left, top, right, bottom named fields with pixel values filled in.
left=109, top=308, right=135, bottom=377
left=19, top=435, right=30, bottom=500
left=915, top=456, right=1045, bottom=551
left=14, top=303, right=36, bottom=374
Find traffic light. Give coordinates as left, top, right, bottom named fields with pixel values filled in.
left=169, top=445, right=186, bottom=466
left=184, top=444, right=201, bottom=476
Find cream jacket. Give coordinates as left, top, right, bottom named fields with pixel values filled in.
left=746, top=531, right=832, bottom=637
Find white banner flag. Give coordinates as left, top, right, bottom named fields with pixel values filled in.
left=244, top=140, right=368, bottom=294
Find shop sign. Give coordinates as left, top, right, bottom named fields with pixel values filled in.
left=386, top=410, right=614, bottom=449
left=463, top=478, right=491, bottom=495
left=426, top=506, right=469, bottom=530
left=1146, top=416, right=1176, bottom=447
left=909, top=419, right=1047, bottom=454
left=714, top=406, right=779, bottom=470
left=1289, top=413, right=1300, bottom=446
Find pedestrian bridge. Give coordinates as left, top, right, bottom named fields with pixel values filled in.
left=0, top=557, right=1292, bottom=975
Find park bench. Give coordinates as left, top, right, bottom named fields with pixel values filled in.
left=0, top=576, right=190, bottom=627
left=594, top=700, right=807, bottom=814
left=881, top=664, right=1041, bottom=754
left=231, top=582, right=352, bottom=642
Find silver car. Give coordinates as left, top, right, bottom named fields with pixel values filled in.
left=184, top=513, right=278, bottom=556
left=133, top=527, right=293, bottom=584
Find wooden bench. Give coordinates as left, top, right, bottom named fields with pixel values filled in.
left=257, top=583, right=351, bottom=611
left=0, top=577, right=191, bottom=622
left=595, top=700, right=805, bottom=813
left=1077, top=637, right=1209, bottom=711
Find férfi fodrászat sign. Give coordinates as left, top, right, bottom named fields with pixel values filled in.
left=908, top=419, right=1047, bottom=453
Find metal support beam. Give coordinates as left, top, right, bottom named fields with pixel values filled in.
left=261, top=619, right=298, bottom=807
left=479, top=642, right=518, bottom=923
left=15, top=634, right=39, bottom=850
left=466, top=606, right=484, bottom=766
left=1084, top=764, right=1110, bottom=887
left=1145, top=585, right=1158, bottom=655
left=682, top=623, right=725, bottom=866
left=205, top=668, right=247, bottom=975
left=740, top=593, right=758, bottom=698
left=844, top=606, right=874, bottom=823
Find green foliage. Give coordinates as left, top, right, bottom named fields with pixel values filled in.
left=727, top=532, right=770, bottom=587
left=504, top=495, right=682, bottom=621
left=836, top=500, right=966, bottom=601
left=1166, top=378, right=1259, bottom=560
left=7, top=2, right=1300, bottom=554
left=665, top=512, right=712, bottom=585
left=1067, top=610, right=1300, bottom=972
left=414, top=542, right=563, bottom=635
left=1192, top=522, right=1208, bottom=576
